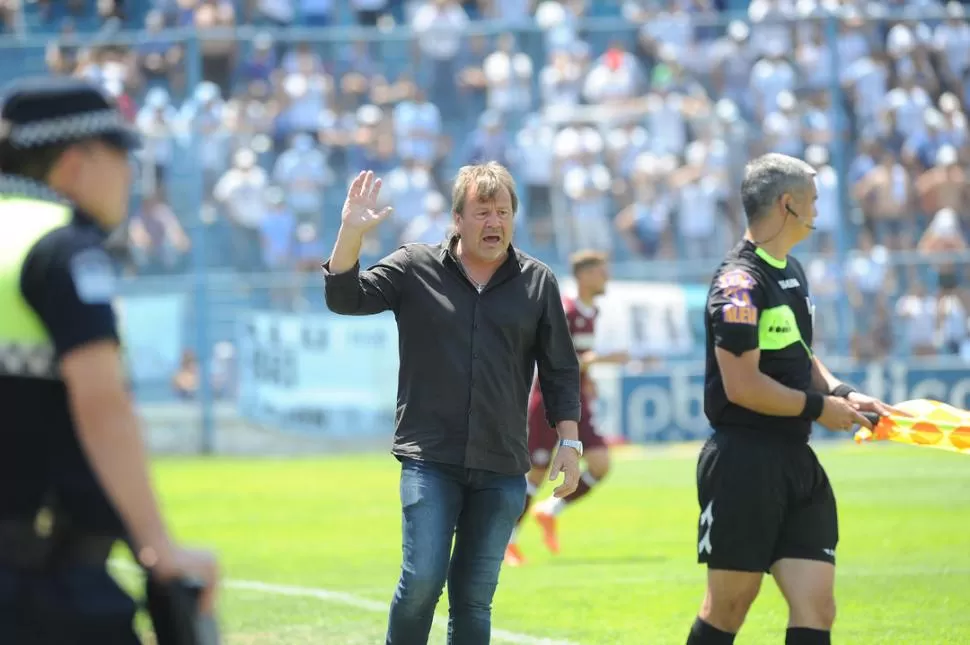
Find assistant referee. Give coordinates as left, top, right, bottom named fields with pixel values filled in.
left=685, top=153, right=902, bottom=645
left=0, top=77, right=218, bottom=643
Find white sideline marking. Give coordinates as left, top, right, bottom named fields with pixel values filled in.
left=109, top=560, right=579, bottom=645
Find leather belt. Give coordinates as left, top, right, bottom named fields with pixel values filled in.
left=0, top=519, right=117, bottom=571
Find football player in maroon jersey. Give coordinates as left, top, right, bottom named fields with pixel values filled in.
left=505, top=250, right=629, bottom=566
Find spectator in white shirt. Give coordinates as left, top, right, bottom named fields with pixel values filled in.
left=511, top=114, right=555, bottom=224
left=176, top=81, right=229, bottom=193
left=747, top=0, right=795, bottom=58
left=842, top=52, right=890, bottom=124
left=393, top=88, right=443, bottom=171
left=936, top=271, right=967, bottom=355
left=884, top=70, right=932, bottom=140
left=411, top=0, right=468, bottom=116
left=563, top=164, right=613, bottom=254
left=582, top=41, right=645, bottom=105
left=214, top=148, right=269, bottom=270
left=934, top=2, right=970, bottom=92
left=845, top=229, right=893, bottom=335
left=615, top=152, right=673, bottom=258
left=482, top=32, right=533, bottom=117
left=273, top=133, right=332, bottom=223
left=804, top=144, right=840, bottom=252
left=258, top=0, right=294, bottom=26
left=258, top=186, right=296, bottom=272
left=380, top=157, right=437, bottom=241
left=805, top=237, right=843, bottom=354
left=709, top=20, right=755, bottom=113
left=749, top=38, right=796, bottom=120
left=401, top=191, right=452, bottom=245
left=670, top=141, right=725, bottom=258
left=539, top=45, right=585, bottom=109
left=762, top=90, right=803, bottom=158
left=135, top=87, right=177, bottom=196
left=645, top=75, right=689, bottom=157
left=895, top=274, right=939, bottom=356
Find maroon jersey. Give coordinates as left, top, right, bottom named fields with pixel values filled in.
left=564, top=296, right=597, bottom=391
left=564, top=296, right=597, bottom=357
left=532, top=296, right=597, bottom=398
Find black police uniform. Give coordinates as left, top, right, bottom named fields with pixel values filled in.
left=696, top=239, right=838, bottom=573
left=0, top=77, right=142, bottom=643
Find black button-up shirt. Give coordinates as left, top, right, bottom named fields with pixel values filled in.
left=322, top=237, right=581, bottom=475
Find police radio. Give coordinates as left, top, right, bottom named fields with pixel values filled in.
left=146, top=576, right=222, bottom=645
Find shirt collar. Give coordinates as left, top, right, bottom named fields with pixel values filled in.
left=573, top=298, right=597, bottom=318
left=0, top=173, right=105, bottom=234
left=0, top=174, right=70, bottom=205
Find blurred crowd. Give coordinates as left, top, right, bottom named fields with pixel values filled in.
left=3, top=0, right=970, bottom=361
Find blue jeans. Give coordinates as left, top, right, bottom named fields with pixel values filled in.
left=386, top=458, right=527, bottom=645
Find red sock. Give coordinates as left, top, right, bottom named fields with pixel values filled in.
left=564, top=471, right=598, bottom=504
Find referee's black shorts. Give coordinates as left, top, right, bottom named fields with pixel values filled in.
left=695, top=430, right=838, bottom=573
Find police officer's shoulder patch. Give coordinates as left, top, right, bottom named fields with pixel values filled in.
left=69, top=247, right=116, bottom=304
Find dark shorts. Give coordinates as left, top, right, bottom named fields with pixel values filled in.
left=695, top=431, right=839, bottom=573
left=0, top=565, right=140, bottom=644
left=527, top=392, right=605, bottom=469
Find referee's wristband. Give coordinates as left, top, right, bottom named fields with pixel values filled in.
left=800, top=391, right=825, bottom=421
left=831, top=384, right=857, bottom=399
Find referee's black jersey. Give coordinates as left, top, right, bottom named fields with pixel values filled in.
left=703, top=239, right=816, bottom=440
left=1, top=190, right=125, bottom=536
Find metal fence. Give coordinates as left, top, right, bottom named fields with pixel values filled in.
left=1, top=7, right=968, bottom=453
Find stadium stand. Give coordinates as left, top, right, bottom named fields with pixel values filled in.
left=2, top=0, right=970, bottom=417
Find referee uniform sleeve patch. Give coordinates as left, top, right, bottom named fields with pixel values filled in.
left=69, top=247, right=117, bottom=304
left=708, top=269, right=763, bottom=356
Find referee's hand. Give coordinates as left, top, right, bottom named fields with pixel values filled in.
left=818, top=395, right=873, bottom=432
left=550, top=446, right=581, bottom=498
left=153, top=546, right=221, bottom=615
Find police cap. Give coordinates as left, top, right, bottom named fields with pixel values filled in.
left=0, top=76, right=140, bottom=151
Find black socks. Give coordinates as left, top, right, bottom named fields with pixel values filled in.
left=687, top=617, right=735, bottom=645
left=687, top=620, right=829, bottom=645
left=786, top=627, right=831, bottom=645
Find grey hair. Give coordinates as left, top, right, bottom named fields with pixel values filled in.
left=740, top=153, right=816, bottom=224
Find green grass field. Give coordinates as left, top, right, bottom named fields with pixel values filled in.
left=119, top=441, right=970, bottom=644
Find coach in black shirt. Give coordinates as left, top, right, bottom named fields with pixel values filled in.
left=323, top=163, right=582, bottom=645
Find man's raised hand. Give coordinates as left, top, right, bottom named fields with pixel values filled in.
left=342, top=170, right=393, bottom=232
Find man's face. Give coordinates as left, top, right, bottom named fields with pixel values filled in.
left=454, top=184, right=514, bottom=263
left=71, top=141, right=132, bottom=229
left=788, top=181, right=818, bottom=243
left=578, top=262, right=609, bottom=297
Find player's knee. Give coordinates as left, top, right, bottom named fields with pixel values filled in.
left=702, top=579, right=760, bottom=631
left=790, top=592, right=836, bottom=630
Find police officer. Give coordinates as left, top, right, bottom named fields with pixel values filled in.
left=685, top=153, right=904, bottom=645
left=0, top=77, right=218, bottom=643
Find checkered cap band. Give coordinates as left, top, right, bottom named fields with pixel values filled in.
left=5, top=109, right=126, bottom=148
left=0, top=343, right=56, bottom=379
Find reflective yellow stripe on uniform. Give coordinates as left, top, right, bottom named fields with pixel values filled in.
left=0, top=197, right=72, bottom=379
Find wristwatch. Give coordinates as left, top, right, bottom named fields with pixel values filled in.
left=559, top=438, right=584, bottom=457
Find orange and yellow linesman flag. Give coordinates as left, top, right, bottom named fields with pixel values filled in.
left=854, top=399, right=970, bottom=455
